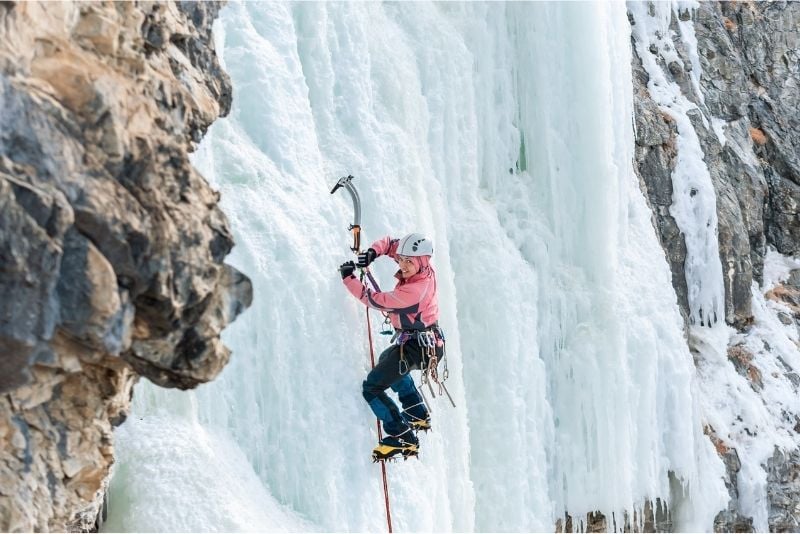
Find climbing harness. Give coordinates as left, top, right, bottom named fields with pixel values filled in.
left=380, top=315, right=394, bottom=336
left=392, top=327, right=456, bottom=409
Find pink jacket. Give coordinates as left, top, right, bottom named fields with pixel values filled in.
left=342, top=236, right=439, bottom=331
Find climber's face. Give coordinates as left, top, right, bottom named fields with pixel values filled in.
left=398, top=255, right=419, bottom=279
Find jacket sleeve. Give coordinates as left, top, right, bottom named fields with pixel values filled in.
left=369, top=236, right=399, bottom=260
left=342, top=274, right=429, bottom=313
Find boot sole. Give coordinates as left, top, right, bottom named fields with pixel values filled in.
left=372, top=444, right=419, bottom=462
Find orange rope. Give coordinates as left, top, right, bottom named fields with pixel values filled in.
left=366, top=307, right=392, bottom=533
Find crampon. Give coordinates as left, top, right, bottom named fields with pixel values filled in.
left=407, top=418, right=431, bottom=432
left=372, top=442, right=419, bottom=462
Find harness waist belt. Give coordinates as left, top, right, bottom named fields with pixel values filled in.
left=392, top=324, right=444, bottom=346
left=394, top=322, right=439, bottom=333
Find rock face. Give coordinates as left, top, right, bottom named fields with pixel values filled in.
left=632, top=1, right=800, bottom=532
left=632, top=1, right=799, bottom=329
left=0, top=1, right=251, bottom=531
left=555, top=500, right=672, bottom=533
left=766, top=447, right=800, bottom=533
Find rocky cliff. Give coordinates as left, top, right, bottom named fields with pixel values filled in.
left=631, top=1, right=800, bottom=532
left=0, top=1, right=251, bottom=531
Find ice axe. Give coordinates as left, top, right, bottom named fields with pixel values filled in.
left=330, top=174, right=362, bottom=253
left=330, top=175, right=381, bottom=291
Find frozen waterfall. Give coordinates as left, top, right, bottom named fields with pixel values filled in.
left=105, top=2, right=733, bottom=531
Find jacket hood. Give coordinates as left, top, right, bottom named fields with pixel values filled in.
left=414, top=255, right=431, bottom=271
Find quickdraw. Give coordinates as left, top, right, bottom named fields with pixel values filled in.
left=380, top=316, right=394, bottom=336
left=393, top=328, right=456, bottom=408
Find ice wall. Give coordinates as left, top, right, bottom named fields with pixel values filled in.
left=107, top=2, right=729, bottom=531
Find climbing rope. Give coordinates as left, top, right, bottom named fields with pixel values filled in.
left=330, top=175, right=393, bottom=532
left=361, top=270, right=393, bottom=533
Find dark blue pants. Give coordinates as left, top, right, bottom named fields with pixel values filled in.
left=362, top=340, right=439, bottom=436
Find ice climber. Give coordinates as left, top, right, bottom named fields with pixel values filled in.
left=339, top=233, right=444, bottom=460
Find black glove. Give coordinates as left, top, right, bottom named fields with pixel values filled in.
left=339, top=261, right=356, bottom=279
left=356, top=248, right=377, bottom=268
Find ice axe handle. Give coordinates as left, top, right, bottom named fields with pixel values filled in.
left=350, top=224, right=361, bottom=253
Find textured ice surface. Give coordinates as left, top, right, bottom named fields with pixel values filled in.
left=102, top=3, right=762, bottom=531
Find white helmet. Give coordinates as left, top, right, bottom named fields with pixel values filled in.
left=397, top=233, right=433, bottom=256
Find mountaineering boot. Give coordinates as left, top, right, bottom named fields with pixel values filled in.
left=401, top=401, right=431, bottom=432
left=372, top=428, right=419, bottom=462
